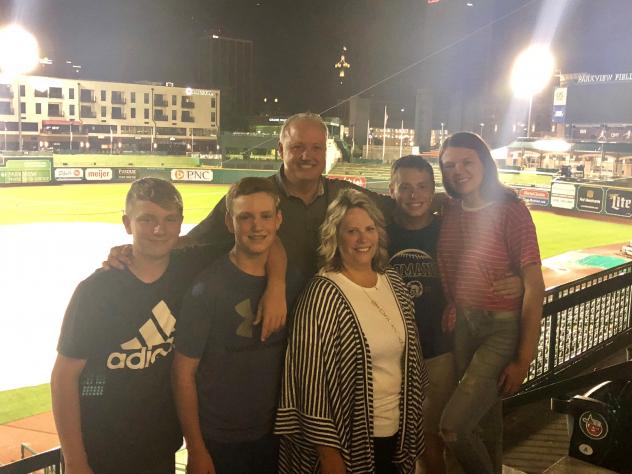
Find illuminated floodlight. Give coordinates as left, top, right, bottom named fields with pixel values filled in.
left=0, top=24, right=40, bottom=76
left=510, top=44, right=555, bottom=99
left=185, top=87, right=193, bottom=96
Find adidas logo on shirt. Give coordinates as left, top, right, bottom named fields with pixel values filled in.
left=106, top=301, right=176, bottom=370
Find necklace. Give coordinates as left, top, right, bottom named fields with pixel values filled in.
left=361, top=281, right=405, bottom=349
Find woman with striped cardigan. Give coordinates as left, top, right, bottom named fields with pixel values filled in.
left=275, top=189, right=428, bottom=474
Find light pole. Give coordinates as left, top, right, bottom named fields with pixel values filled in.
left=510, top=44, right=555, bottom=139
left=0, top=24, right=40, bottom=152
left=479, top=122, right=485, bottom=138
left=399, top=108, right=405, bottom=158
left=440, top=122, right=445, bottom=146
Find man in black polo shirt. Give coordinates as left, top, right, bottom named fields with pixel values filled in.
left=187, top=112, right=392, bottom=285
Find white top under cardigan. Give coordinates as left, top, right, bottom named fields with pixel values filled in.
left=326, top=271, right=405, bottom=437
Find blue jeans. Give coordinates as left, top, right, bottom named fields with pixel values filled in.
left=439, top=308, right=520, bottom=474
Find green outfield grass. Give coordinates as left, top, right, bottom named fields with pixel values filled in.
left=1, top=183, right=630, bottom=258
left=498, top=171, right=553, bottom=187
left=0, top=384, right=51, bottom=424
left=0, top=183, right=230, bottom=225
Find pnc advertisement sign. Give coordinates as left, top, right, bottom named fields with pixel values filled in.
left=171, top=169, right=214, bottom=182
left=576, top=186, right=604, bottom=213
left=327, top=174, right=368, bottom=188
left=605, top=189, right=632, bottom=217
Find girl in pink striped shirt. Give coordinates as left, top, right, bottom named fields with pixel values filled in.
left=437, top=132, right=545, bottom=474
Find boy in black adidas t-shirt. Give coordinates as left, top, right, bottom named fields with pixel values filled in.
left=51, top=178, right=228, bottom=474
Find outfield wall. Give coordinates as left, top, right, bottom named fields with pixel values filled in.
left=2, top=156, right=630, bottom=220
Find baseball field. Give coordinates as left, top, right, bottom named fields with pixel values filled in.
left=0, top=181, right=630, bottom=425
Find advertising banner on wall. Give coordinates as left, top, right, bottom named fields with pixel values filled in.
left=0, top=159, right=52, bottom=185
left=576, top=186, right=604, bottom=213
left=54, top=168, right=84, bottom=182
left=605, top=189, right=632, bottom=217
left=327, top=174, right=368, bottom=188
left=115, top=168, right=138, bottom=182
left=518, top=188, right=550, bottom=206
left=85, top=168, right=113, bottom=181
left=550, top=182, right=577, bottom=210
left=170, top=168, right=214, bottom=182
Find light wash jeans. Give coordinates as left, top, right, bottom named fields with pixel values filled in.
left=439, top=307, right=520, bottom=474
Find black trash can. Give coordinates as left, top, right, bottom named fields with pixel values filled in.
left=552, top=379, right=632, bottom=473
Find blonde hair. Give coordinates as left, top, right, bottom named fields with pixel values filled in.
left=318, top=189, right=389, bottom=273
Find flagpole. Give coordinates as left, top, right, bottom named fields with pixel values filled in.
left=382, top=105, right=387, bottom=163
left=399, top=119, right=404, bottom=157
left=366, top=119, right=370, bottom=160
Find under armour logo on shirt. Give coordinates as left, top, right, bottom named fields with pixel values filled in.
left=235, top=299, right=255, bottom=338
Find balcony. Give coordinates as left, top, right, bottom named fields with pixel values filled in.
left=181, top=114, right=194, bottom=122
left=112, top=113, right=127, bottom=120
left=48, top=110, right=65, bottom=118
left=49, top=89, right=64, bottom=100
left=181, top=99, right=195, bottom=109
left=154, top=112, right=169, bottom=122
left=111, top=95, right=126, bottom=105
left=80, top=106, right=96, bottom=118
left=80, top=91, right=96, bottom=103
left=153, top=97, right=168, bottom=107
left=0, top=85, right=12, bottom=99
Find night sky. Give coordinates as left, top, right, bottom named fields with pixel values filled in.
left=2, top=0, right=632, bottom=116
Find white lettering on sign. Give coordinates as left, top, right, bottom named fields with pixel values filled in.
left=576, top=72, right=632, bottom=84
left=170, top=169, right=214, bottom=182
left=85, top=168, right=113, bottom=181
left=188, top=89, right=216, bottom=97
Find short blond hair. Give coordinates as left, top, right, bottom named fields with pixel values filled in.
left=318, top=189, right=389, bottom=273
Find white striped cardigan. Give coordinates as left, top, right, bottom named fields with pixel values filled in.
left=275, top=268, right=429, bottom=473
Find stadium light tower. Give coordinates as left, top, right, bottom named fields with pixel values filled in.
left=0, top=24, right=40, bottom=152
left=510, top=45, right=555, bottom=138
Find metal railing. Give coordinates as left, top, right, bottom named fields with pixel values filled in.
left=511, top=260, right=632, bottom=404
left=2, top=263, right=630, bottom=472
left=0, top=446, right=62, bottom=474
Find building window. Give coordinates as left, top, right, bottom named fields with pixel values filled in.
left=20, top=85, right=25, bottom=97
left=172, top=110, right=176, bottom=121
left=172, top=95, right=177, bottom=106
left=144, top=108, right=149, bottom=119
left=69, top=104, right=75, bottom=116
left=211, top=97, right=216, bottom=108
left=131, top=108, right=136, bottom=119
left=35, top=103, right=41, bottom=114
left=69, top=88, right=75, bottom=100
left=101, top=90, right=106, bottom=101
left=131, top=92, right=136, bottom=103
left=101, top=106, right=106, bottom=117
left=144, top=93, right=149, bottom=104
left=20, top=102, right=26, bottom=114
left=210, top=111, right=216, bottom=123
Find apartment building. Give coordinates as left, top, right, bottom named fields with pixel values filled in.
left=0, top=75, right=220, bottom=154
